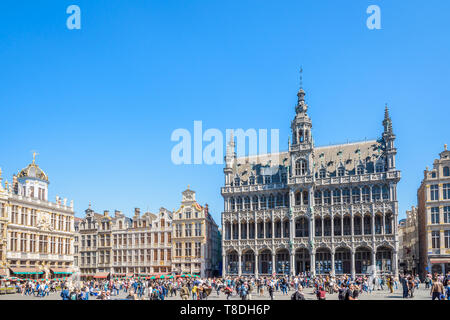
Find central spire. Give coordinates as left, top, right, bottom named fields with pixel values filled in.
left=297, top=67, right=306, bottom=105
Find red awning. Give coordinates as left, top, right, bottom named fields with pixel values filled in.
left=94, top=272, right=109, bottom=279
left=430, top=258, right=450, bottom=264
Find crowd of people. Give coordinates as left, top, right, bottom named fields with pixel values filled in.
left=2, top=271, right=449, bottom=300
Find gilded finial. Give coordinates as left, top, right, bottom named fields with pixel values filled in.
left=445, top=144, right=448, bottom=151
left=187, top=184, right=190, bottom=190
left=32, top=151, right=38, bottom=164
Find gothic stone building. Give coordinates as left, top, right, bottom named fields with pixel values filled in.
left=221, top=85, right=400, bottom=278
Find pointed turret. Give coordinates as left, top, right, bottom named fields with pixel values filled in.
left=382, top=104, right=397, bottom=171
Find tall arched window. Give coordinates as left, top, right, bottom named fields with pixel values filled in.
left=276, top=193, right=283, bottom=207
left=295, top=192, right=301, bottom=206
left=244, top=197, right=251, bottom=210
left=252, top=196, right=259, bottom=210
left=230, top=198, right=235, bottom=211
left=444, top=166, right=450, bottom=177
left=268, top=194, right=275, bottom=208
left=295, top=159, right=307, bottom=176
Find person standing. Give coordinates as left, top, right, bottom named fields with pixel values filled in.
left=430, top=277, right=444, bottom=300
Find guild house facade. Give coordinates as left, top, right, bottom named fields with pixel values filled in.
left=0, top=155, right=75, bottom=279
left=221, top=82, right=400, bottom=278
left=417, top=145, right=450, bottom=276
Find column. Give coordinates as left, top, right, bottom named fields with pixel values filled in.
left=238, top=252, right=242, bottom=276
left=310, top=250, right=316, bottom=276
left=238, top=214, right=241, bottom=240
left=351, top=250, right=356, bottom=279
left=281, top=219, right=284, bottom=238
left=341, top=215, right=344, bottom=236
left=393, top=250, right=398, bottom=276
left=271, top=217, right=274, bottom=239
left=290, top=250, right=295, bottom=276
left=255, top=254, right=259, bottom=277
left=382, top=212, right=386, bottom=235
left=246, top=221, right=249, bottom=240
left=331, top=250, right=335, bottom=276
left=230, top=221, right=234, bottom=240
left=372, top=250, right=377, bottom=276
left=272, top=252, right=276, bottom=275
left=442, top=263, right=446, bottom=275
left=263, top=217, right=266, bottom=239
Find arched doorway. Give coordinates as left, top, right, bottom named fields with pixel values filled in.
left=315, top=248, right=332, bottom=274
left=335, top=247, right=351, bottom=274
left=258, top=249, right=273, bottom=275
left=355, top=247, right=372, bottom=274
left=276, top=249, right=290, bottom=275
left=295, top=248, right=310, bottom=274
left=241, top=250, right=255, bottom=274
left=376, top=246, right=393, bottom=274
left=226, top=250, right=238, bottom=275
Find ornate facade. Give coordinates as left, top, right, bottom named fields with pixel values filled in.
left=417, top=145, right=450, bottom=276
left=172, top=187, right=220, bottom=277
left=221, top=83, right=400, bottom=278
left=77, top=206, right=173, bottom=279
left=0, top=156, right=75, bottom=279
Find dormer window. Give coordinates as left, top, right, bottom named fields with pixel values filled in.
left=319, top=169, right=326, bottom=179
left=249, top=176, right=255, bottom=185
left=431, top=172, right=437, bottom=178
left=234, top=177, right=240, bottom=186
left=376, top=163, right=385, bottom=173
left=444, top=166, right=449, bottom=177
left=337, top=167, right=345, bottom=177
left=357, top=165, right=364, bottom=175
left=264, top=176, right=271, bottom=184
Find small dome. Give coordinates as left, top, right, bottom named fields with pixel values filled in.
left=17, top=161, right=49, bottom=182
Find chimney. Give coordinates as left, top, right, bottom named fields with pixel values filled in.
left=134, top=208, right=140, bottom=217
left=205, top=203, right=209, bottom=214
left=104, top=210, right=109, bottom=217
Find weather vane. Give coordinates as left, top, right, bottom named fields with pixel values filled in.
left=31, top=151, right=39, bottom=164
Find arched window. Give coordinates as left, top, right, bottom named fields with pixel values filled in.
left=244, top=197, right=251, bottom=210
left=236, top=197, right=243, bottom=210
left=372, top=185, right=381, bottom=202
left=333, top=189, right=341, bottom=204
left=295, top=159, right=307, bottom=176
left=260, top=195, right=267, bottom=209
left=268, top=194, right=275, bottom=208
left=249, top=176, right=256, bottom=185
left=362, top=186, right=370, bottom=202
left=444, top=167, right=450, bottom=177
left=323, top=190, right=331, bottom=205
left=295, top=192, right=301, bottom=206
left=302, top=191, right=309, bottom=205
left=342, top=188, right=350, bottom=204
left=382, top=185, right=389, bottom=200
left=252, top=196, right=259, bottom=210
left=314, top=190, right=322, bottom=205
left=352, top=188, right=360, bottom=203
left=295, top=217, right=309, bottom=237
left=276, top=193, right=283, bottom=207
left=230, top=198, right=236, bottom=211
left=234, top=176, right=240, bottom=186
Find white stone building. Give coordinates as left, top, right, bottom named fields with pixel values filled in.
left=221, top=82, right=400, bottom=278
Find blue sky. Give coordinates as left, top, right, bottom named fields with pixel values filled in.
left=0, top=1, right=449, bottom=224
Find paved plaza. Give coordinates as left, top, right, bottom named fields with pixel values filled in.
left=0, top=286, right=434, bottom=301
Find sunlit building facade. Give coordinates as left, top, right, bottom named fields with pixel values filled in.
left=221, top=83, right=400, bottom=278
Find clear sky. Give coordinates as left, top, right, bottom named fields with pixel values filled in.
left=0, top=1, right=449, bottom=225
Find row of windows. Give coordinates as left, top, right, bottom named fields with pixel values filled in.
left=227, top=185, right=390, bottom=211
left=223, top=214, right=393, bottom=240
left=429, top=184, right=450, bottom=201
left=174, top=223, right=202, bottom=237
left=9, top=232, right=71, bottom=254
left=431, top=230, right=450, bottom=249
left=430, top=207, right=450, bottom=224
left=430, top=166, right=450, bottom=178
left=230, top=161, right=388, bottom=187
left=174, top=242, right=202, bottom=258
left=81, top=232, right=171, bottom=247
